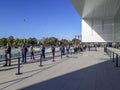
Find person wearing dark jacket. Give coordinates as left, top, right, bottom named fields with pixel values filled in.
left=21, top=43, right=28, bottom=63
left=3, top=43, right=11, bottom=66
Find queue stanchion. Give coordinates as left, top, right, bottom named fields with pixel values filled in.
left=61, top=52, right=63, bottom=59
left=109, top=51, right=111, bottom=59
left=16, top=57, right=22, bottom=75
left=113, top=52, right=115, bottom=62
left=0, top=55, right=2, bottom=59
left=39, top=54, right=43, bottom=67
left=52, top=52, right=55, bottom=62
left=110, top=51, right=112, bottom=60
left=116, top=54, right=119, bottom=67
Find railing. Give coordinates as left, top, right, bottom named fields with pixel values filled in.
left=0, top=48, right=82, bottom=75
left=105, top=48, right=119, bottom=67
left=0, top=50, right=62, bottom=75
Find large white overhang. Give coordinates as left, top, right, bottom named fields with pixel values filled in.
left=70, top=0, right=120, bottom=19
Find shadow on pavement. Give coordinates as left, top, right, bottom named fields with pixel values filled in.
left=21, top=60, right=120, bottom=90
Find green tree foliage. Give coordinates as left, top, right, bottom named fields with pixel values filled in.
left=13, top=38, right=22, bottom=47
left=0, top=38, right=7, bottom=46
left=0, top=36, right=77, bottom=47
left=60, top=39, right=69, bottom=45
left=42, top=37, right=59, bottom=46
left=7, top=36, right=14, bottom=46
left=72, top=38, right=81, bottom=45
left=27, top=37, right=37, bottom=45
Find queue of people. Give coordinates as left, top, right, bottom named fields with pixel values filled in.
left=2, top=42, right=96, bottom=67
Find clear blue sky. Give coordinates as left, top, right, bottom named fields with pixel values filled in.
left=0, top=0, right=81, bottom=40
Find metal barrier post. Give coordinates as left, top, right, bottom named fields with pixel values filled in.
left=53, top=52, right=55, bottom=62
left=61, top=52, right=62, bottom=59
left=109, top=51, right=111, bottom=59
left=113, top=52, right=115, bottom=62
left=39, top=54, right=43, bottom=66
left=16, top=57, right=22, bottom=75
left=0, top=55, right=2, bottom=59
left=116, top=54, right=119, bottom=67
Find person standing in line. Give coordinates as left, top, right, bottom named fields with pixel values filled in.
left=51, top=45, right=55, bottom=62
left=3, top=43, right=11, bottom=66
left=30, top=44, right=35, bottom=60
left=21, top=43, right=28, bottom=63
left=39, top=44, right=45, bottom=66
left=66, top=44, right=70, bottom=57
left=60, top=44, right=64, bottom=59
left=42, top=45, right=45, bottom=59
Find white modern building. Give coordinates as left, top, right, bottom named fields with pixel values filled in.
left=71, top=0, right=120, bottom=42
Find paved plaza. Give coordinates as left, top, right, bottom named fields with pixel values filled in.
left=0, top=47, right=120, bottom=90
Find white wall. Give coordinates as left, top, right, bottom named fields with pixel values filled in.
left=82, top=19, right=114, bottom=42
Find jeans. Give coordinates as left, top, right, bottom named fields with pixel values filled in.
left=22, top=53, right=26, bottom=63
left=30, top=52, right=35, bottom=59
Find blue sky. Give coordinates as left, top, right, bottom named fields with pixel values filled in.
left=0, top=0, right=81, bottom=40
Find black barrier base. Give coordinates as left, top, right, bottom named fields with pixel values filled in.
left=39, top=65, right=43, bottom=67
left=16, top=73, right=23, bottom=75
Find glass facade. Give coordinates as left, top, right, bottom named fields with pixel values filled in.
left=114, top=6, right=120, bottom=48
left=114, top=6, right=120, bottom=42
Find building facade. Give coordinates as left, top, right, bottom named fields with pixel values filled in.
left=71, top=0, right=120, bottom=43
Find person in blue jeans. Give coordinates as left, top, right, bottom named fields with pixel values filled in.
left=60, top=45, right=65, bottom=59
left=51, top=45, right=55, bottom=62
left=21, top=43, right=28, bottom=63
left=3, top=43, right=11, bottom=66
left=30, top=44, right=35, bottom=60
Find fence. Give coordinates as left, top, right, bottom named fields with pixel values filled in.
left=105, top=48, right=119, bottom=67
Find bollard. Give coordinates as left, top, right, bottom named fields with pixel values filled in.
left=16, top=57, right=22, bottom=75
left=61, top=52, right=62, bottom=59
left=113, top=52, right=115, bottom=62
left=0, top=55, right=2, bottom=59
left=116, top=54, right=119, bottom=67
left=39, top=54, right=43, bottom=66
left=52, top=52, right=55, bottom=62
left=109, top=51, right=111, bottom=59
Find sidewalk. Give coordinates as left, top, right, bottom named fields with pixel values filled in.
left=0, top=47, right=120, bottom=90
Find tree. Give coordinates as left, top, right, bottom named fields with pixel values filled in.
left=0, top=38, right=7, bottom=46
left=49, top=37, right=59, bottom=46
left=42, top=37, right=59, bottom=46
left=7, top=36, right=14, bottom=46
left=28, top=37, right=37, bottom=45
left=60, top=39, right=69, bottom=45
left=72, top=38, right=81, bottom=45
left=13, top=38, right=21, bottom=47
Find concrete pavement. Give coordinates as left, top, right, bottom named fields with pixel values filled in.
left=0, top=47, right=120, bottom=90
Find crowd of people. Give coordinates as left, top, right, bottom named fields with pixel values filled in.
left=2, top=42, right=99, bottom=67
